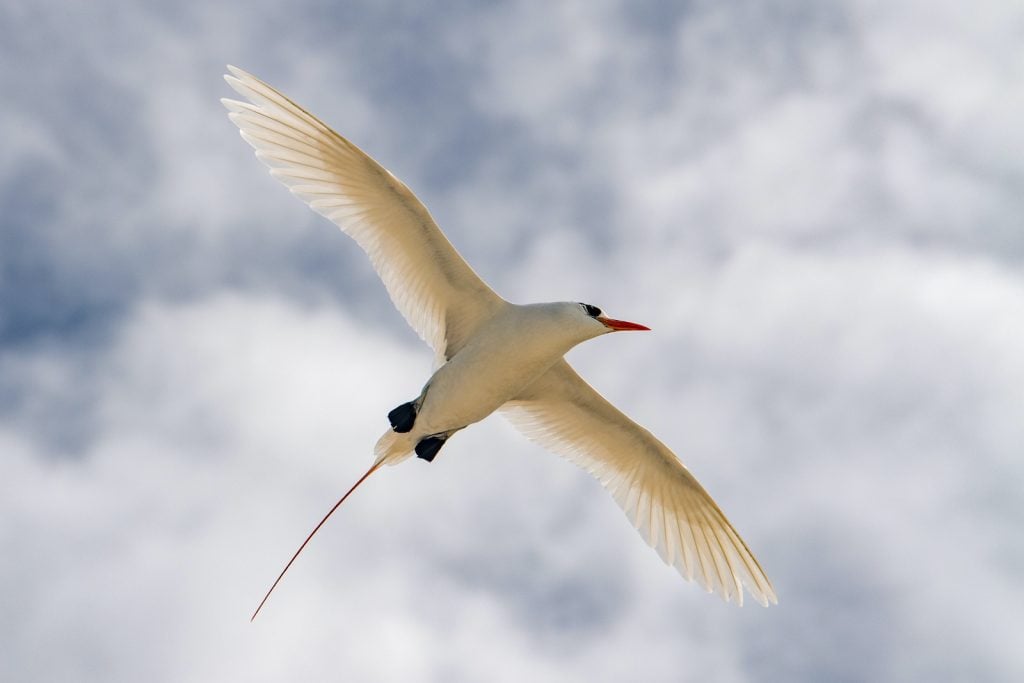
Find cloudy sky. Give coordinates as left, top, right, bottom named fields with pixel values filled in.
left=3, top=0, right=1023, bottom=680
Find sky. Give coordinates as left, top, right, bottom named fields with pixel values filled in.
left=2, top=0, right=1023, bottom=680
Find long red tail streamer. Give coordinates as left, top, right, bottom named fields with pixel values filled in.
left=251, top=461, right=384, bottom=621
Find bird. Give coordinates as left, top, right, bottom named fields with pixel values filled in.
left=222, top=66, right=777, bottom=620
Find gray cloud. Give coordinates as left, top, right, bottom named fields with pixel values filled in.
left=2, top=1, right=1023, bottom=681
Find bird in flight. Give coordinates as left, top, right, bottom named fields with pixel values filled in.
left=223, top=66, right=777, bottom=620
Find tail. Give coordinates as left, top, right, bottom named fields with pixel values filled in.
left=249, top=429, right=415, bottom=621
left=373, top=428, right=416, bottom=466
left=251, top=456, right=383, bottom=621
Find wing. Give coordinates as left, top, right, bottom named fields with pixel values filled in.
left=502, top=359, right=777, bottom=606
left=222, top=66, right=505, bottom=360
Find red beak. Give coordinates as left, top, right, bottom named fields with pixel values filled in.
left=597, top=316, right=651, bottom=332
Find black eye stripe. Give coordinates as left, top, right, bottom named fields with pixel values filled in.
left=580, top=303, right=602, bottom=318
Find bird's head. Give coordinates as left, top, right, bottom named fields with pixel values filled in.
left=575, top=302, right=650, bottom=336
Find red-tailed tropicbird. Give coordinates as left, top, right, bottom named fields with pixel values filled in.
left=223, top=66, right=777, bottom=620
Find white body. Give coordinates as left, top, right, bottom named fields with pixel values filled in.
left=385, top=302, right=605, bottom=459
left=224, top=67, right=778, bottom=608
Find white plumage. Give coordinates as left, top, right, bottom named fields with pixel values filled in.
left=223, top=66, right=777, bottom=617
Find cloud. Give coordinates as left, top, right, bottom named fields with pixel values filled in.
left=0, top=293, right=755, bottom=681
left=2, top=0, right=1023, bottom=681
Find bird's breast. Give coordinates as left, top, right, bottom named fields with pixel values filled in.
left=413, top=311, right=574, bottom=434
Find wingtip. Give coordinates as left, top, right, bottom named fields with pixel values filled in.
left=741, top=581, right=777, bottom=608
left=753, top=586, right=778, bottom=607
left=728, top=587, right=776, bottom=608
left=224, top=65, right=255, bottom=91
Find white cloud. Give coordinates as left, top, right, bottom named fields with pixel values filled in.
left=2, top=0, right=1024, bottom=680
left=0, top=292, right=769, bottom=681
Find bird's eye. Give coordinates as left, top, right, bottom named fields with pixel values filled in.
left=580, top=303, right=602, bottom=318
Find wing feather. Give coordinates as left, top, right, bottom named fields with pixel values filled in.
left=502, top=359, right=777, bottom=606
left=223, top=66, right=504, bottom=358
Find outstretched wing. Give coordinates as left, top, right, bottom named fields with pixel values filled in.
left=223, top=66, right=505, bottom=360
left=502, top=359, right=777, bottom=606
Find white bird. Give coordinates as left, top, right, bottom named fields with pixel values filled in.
left=222, top=66, right=777, bottom=620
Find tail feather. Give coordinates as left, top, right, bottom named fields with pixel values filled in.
left=374, top=429, right=414, bottom=466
